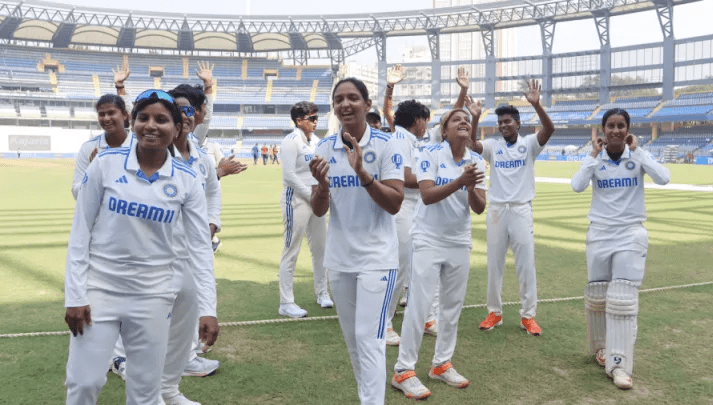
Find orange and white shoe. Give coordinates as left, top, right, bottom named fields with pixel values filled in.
left=424, top=320, right=438, bottom=336
left=479, top=312, right=503, bottom=331
left=392, top=370, right=431, bottom=400
left=520, top=317, right=542, bottom=336
left=386, top=328, right=401, bottom=346
left=428, top=362, right=469, bottom=388
left=595, top=348, right=606, bottom=367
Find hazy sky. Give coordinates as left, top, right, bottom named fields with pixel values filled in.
left=57, top=0, right=713, bottom=63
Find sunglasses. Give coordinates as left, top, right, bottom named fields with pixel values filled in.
left=180, top=105, right=196, bottom=117
left=302, top=115, right=318, bottom=123
left=134, top=89, right=175, bottom=104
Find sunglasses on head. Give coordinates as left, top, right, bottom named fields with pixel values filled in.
left=180, top=105, right=196, bottom=117
left=303, top=115, right=318, bottom=123
left=134, top=89, right=175, bottom=104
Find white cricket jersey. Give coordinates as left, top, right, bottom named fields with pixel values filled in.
left=412, top=141, right=487, bottom=248
left=571, top=145, right=670, bottom=226
left=311, top=126, right=404, bottom=272
left=480, top=134, right=544, bottom=203
left=72, top=131, right=133, bottom=200
left=65, top=139, right=216, bottom=318
left=281, top=128, right=320, bottom=202
left=174, top=142, right=222, bottom=231
left=391, top=125, right=420, bottom=203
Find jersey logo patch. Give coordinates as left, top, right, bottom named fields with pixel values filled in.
left=329, top=157, right=337, bottom=164
left=392, top=153, right=403, bottom=169
left=115, top=175, right=128, bottom=184
left=518, top=145, right=527, bottom=153
left=380, top=276, right=388, bottom=281
left=496, top=150, right=504, bottom=155
left=440, top=163, right=447, bottom=168
left=625, top=161, right=636, bottom=170
left=163, top=184, right=178, bottom=198
left=420, top=160, right=430, bottom=172
left=364, top=151, right=376, bottom=164
left=599, top=165, right=607, bottom=171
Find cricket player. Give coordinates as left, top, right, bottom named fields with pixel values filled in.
left=572, top=108, right=670, bottom=390
left=470, top=80, right=555, bottom=335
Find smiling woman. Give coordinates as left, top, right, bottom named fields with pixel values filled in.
left=64, top=89, right=217, bottom=405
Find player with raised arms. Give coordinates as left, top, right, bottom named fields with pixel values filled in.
left=391, top=108, right=487, bottom=399
left=469, top=79, right=555, bottom=336
left=309, top=77, right=404, bottom=405
left=571, top=108, right=670, bottom=390
left=64, top=89, right=218, bottom=404
left=71, top=94, right=132, bottom=200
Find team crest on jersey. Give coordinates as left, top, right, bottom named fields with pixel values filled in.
left=518, top=145, right=526, bottom=153
left=199, top=164, right=206, bottom=175
left=392, top=153, right=403, bottom=169
left=364, top=151, right=376, bottom=164
left=420, top=160, right=430, bottom=172
left=625, top=161, right=636, bottom=170
left=163, top=184, right=178, bottom=198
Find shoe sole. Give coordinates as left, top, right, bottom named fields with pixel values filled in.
left=183, top=368, right=218, bottom=378
left=428, top=372, right=470, bottom=389
left=278, top=310, right=308, bottom=318
left=520, top=323, right=541, bottom=336
left=386, top=340, right=400, bottom=346
left=479, top=319, right=503, bottom=331
left=391, top=382, right=431, bottom=400
left=318, top=302, right=334, bottom=309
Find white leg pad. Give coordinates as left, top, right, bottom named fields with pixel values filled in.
left=605, top=279, right=639, bottom=377
left=584, top=281, right=608, bottom=356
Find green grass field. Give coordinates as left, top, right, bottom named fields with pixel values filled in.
left=0, top=159, right=712, bottom=404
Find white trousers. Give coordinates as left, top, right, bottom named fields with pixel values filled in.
left=586, top=223, right=647, bottom=286
left=395, top=243, right=470, bottom=371
left=329, top=268, right=396, bottom=405
left=279, top=188, right=328, bottom=304
left=486, top=202, right=538, bottom=318
left=66, top=290, right=173, bottom=405
left=387, top=198, right=438, bottom=329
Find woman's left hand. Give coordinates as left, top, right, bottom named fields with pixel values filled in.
left=65, top=305, right=92, bottom=337
left=342, top=132, right=363, bottom=173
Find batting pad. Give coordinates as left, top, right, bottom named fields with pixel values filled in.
left=584, top=281, right=608, bottom=355
left=605, top=279, right=639, bottom=376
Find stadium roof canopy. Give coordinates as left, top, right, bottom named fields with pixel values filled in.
left=0, top=0, right=700, bottom=56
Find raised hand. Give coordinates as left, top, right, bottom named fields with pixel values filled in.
left=523, top=79, right=542, bottom=106
left=196, top=61, right=214, bottom=84
left=459, top=164, right=479, bottom=189
left=625, top=133, right=638, bottom=151
left=342, top=132, right=363, bottom=173
left=216, top=155, right=247, bottom=178
left=386, top=64, right=405, bottom=86
left=456, top=66, right=470, bottom=89
left=464, top=96, right=482, bottom=118
left=112, top=65, right=130, bottom=85
left=591, top=132, right=606, bottom=157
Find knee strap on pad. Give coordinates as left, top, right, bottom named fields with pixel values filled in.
left=584, top=281, right=608, bottom=355
left=606, top=279, right=639, bottom=316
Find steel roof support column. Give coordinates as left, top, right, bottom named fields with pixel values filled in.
left=481, top=25, right=496, bottom=109
left=538, top=18, right=555, bottom=107
left=654, top=0, right=675, bottom=101
left=593, top=10, right=611, bottom=105
left=428, top=29, right=441, bottom=110
left=374, top=32, right=387, bottom=109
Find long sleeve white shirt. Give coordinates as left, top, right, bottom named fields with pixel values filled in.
left=65, top=141, right=217, bottom=317
left=71, top=131, right=132, bottom=200
left=571, top=145, right=670, bottom=226
left=194, top=95, right=213, bottom=146
left=281, top=128, right=319, bottom=202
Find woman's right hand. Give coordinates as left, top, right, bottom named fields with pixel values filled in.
left=591, top=133, right=606, bottom=157
left=65, top=305, right=92, bottom=337
left=459, top=165, right=480, bottom=189
left=309, top=156, right=330, bottom=190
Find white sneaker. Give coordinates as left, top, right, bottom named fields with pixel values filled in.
left=182, top=356, right=220, bottom=377
left=391, top=370, right=431, bottom=400
left=424, top=320, right=438, bottom=336
left=612, top=368, right=633, bottom=390
left=163, top=393, right=201, bottom=405
left=399, top=292, right=408, bottom=307
left=316, top=293, right=334, bottom=309
left=428, top=362, right=469, bottom=388
left=110, top=356, right=126, bottom=381
left=279, top=303, right=308, bottom=318
left=385, top=328, right=400, bottom=346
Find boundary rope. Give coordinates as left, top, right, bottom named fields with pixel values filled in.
left=2, top=280, right=711, bottom=339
